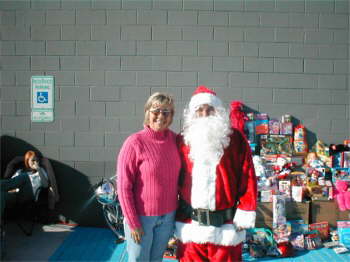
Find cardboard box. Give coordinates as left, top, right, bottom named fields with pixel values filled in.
left=311, top=200, right=350, bottom=228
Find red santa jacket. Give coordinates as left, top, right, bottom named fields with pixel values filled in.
left=175, top=128, right=257, bottom=246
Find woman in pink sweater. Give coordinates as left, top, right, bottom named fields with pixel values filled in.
left=117, top=92, right=181, bottom=262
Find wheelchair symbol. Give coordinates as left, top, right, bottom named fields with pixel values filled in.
left=37, top=92, right=48, bottom=104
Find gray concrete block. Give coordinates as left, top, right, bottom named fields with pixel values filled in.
left=75, top=161, right=105, bottom=177
left=60, top=147, right=90, bottom=161
left=198, top=41, right=228, bottom=56
left=77, top=10, right=106, bottom=24
left=198, top=72, right=228, bottom=87
left=213, top=57, right=242, bottom=72
left=15, top=101, right=30, bottom=115
left=276, top=0, right=305, bottom=12
left=105, top=132, right=130, bottom=146
left=153, top=0, right=182, bottom=10
left=62, top=25, right=91, bottom=40
left=167, top=41, right=197, bottom=56
left=243, top=88, right=273, bottom=103
left=334, top=60, right=348, bottom=74
left=91, top=56, right=120, bottom=71
left=167, top=72, right=197, bottom=87
left=318, top=45, right=348, bottom=59
left=45, top=132, right=74, bottom=146
left=214, top=0, right=242, bottom=10
left=286, top=74, right=318, bottom=89
left=274, top=89, right=302, bottom=104
left=47, top=10, right=76, bottom=25
left=260, top=13, right=288, bottom=27
left=16, top=10, right=45, bottom=24
left=303, top=89, right=332, bottom=104
left=229, top=42, right=258, bottom=56
left=106, top=71, right=136, bottom=86
left=275, top=28, right=304, bottom=42
left=75, top=132, right=104, bottom=146
left=122, top=0, right=152, bottom=9
left=152, top=25, right=182, bottom=40
left=1, top=10, right=15, bottom=25
left=15, top=41, right=45, bottom=55
left=107, top=10, right=136, bottom=24
left=60, top=56, right=90, bottom=71
left=0, top=71, right=16, bottom=86
left=16, top=131, right=45, bottom=146
left=34, top=146, right=59, bottom=160
left=2, top=116, right=30, bottom=130
left=1, top=56, right=29, bottom=70
left=184, top=0, right=213, bottom=10
left=199, top=12, right=228, bottom=25
left=47, top=41, right=75, bottom=56
left=304, top=59, right=333, bottom=74
left=31, top=25, right=60, bottom=40
left=259, top=43, right=289, bottom=57
left=31, top=56, right=59, bottom=71
left=331, top=119, right=349, bottom=133
left=92, top=25, right=121, bottom=40
left=76, top=71, right=105, bottom=86
left=120, top=87, right=151, bottom=101
left=90, top=117, right=119, bottom=132
left=107, top=40, right=136, bottom=55
left=258, top=73, right=287, bottom=88
left=230, top=72, right=258, bottom=88
left=320, top=15, right=348, bottom=29
left=0, top=0, right=30, bottom=9
left=305, top=31, right=333, bottom=44
left=245, top=0, right=274, bottom=11
left=0, top=25, right=30, bottom=40
left=288, top=14, right=318, bottom=28
left=15, top=71, right=43, bottom=86
left=332, top=90, right=349, bottom=104
left=55, top=102, right=76, bottom=117
left=122, top=56, right=181, bottom=71
left=76, top=102, right=106, bottom=117
left=62, top=117, right=90, bottom=131
left=136, top=71, right=166, bottom=86
left=334, top=30, right=348, bottom=43
left=335, top=0, right=349, bottom=14
left=31, top=0, right=61, bottom=9
left=121, top=25, right=151, bottom=40
left=229, top=12, right=259, bottom=26
left=1, top=41, right=15, bottom=55
left=60, top=87, right=90, bottom=101
left=183, top=56, right=212, bottom=72
left=306, top=0, right=334, bottom=13
left=77, top=41, right=106, bottom=56
left=119, top=117, right=143, bottom=132
left=259, top=104, right=318, bottom=120
left=151, top=87, right=182, bottom=99
left=319, top=75, right=347, bottom=90
left=91, top=148, right=117, bottom=162
left=274, top=58, right=303, bottom=73
left=0, top=101, right=15, bottom=115
left=137, top=41, right=166, bottom=55
left=214, top=27, right=243, bottom=41
left=30, top=120, right=61, bottom=132
left=245, top=28, right=274, bottom=42
left=244, top=57, right=273, bottom=73
left=183, top=26, right=213, bottom=40
left=91, top=87, right=120, bottom=101
left=213, top=87, right=243, bottom=103
left=318, top=105, right=346, bottom=119
left=137, top=10, right=167, bottom=24
left=289, top=44, right=318, bottom=58
left=92, top=0, right=121, bottom=8
left=106, top=101, right=135, bottom=116
left=46, top=71, right=75, bottom=86
left=168, top=11, right=198, bottom=25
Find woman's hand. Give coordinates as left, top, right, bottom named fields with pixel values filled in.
left=131, top=227, right=144, bottom=244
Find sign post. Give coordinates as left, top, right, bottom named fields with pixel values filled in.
left=31, top=76, right=54, bottom=122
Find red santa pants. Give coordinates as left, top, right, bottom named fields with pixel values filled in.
left=177, top=241, right=242, bottom=262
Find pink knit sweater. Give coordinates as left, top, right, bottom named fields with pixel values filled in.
left=116, top=126, right=181, bottom=230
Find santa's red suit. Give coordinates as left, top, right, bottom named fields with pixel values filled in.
left=175, top=121, right=257, bottom=261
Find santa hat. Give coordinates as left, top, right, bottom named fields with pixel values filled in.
left=189, top=86, right=223, bottom=112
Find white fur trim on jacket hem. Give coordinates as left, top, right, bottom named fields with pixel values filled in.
left=175, top=221, right=246, bottom=246
left=233, top=209, right=256, bottom=229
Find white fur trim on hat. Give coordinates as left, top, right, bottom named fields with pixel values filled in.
left=233, top=209, right=256, bottom=229
left=175, top=221, right=245, bottom=246
left=189, top=92, right=223, bottom=112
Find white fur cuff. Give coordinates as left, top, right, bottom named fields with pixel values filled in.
left=233, top=209, right=256, bottom=229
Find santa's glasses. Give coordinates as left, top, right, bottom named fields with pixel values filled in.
left=150, top=108, right=172, bottom=117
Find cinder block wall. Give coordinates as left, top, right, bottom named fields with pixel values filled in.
left=1, top=0, right=349, bottom=225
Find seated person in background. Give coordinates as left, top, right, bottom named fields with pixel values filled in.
left=1, top=150, right=49, bottom=220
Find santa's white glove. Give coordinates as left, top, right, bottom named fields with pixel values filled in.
left=233, top=209, right=256, bottom=231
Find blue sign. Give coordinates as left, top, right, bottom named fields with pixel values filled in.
left=37, top=91, right=48, bottom=104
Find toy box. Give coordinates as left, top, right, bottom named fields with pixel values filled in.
left=260, top=135, right=293, bottom=156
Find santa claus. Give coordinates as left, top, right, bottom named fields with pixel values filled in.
left=175, top=86, right=257, bottom=262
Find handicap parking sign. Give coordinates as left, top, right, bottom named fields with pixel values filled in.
left=37, top=91, right=48, bottom=104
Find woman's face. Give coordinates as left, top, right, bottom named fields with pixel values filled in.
left=148, top=103, right=173, bottom=132
left=28, top=155, right=39, bottom=170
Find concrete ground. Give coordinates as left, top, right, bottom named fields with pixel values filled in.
left=2, top=221, right=73, bottom=261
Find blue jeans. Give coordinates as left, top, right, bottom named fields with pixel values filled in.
left=124, top=211, right=175, bottom=262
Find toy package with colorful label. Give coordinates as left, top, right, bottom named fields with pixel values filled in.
left=337, top=221, right=350, bottom=248
left=293, top=124, right=308, bottom=155
left=260, top=135, right=293, bottom=156
left=255, top=113, right=269, bottom=135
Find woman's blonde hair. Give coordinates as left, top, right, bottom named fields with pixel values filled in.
left=143, top=92, right=174, bottom=126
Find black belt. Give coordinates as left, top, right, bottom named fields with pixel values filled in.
left=178, top=199, right=237, bottom=227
